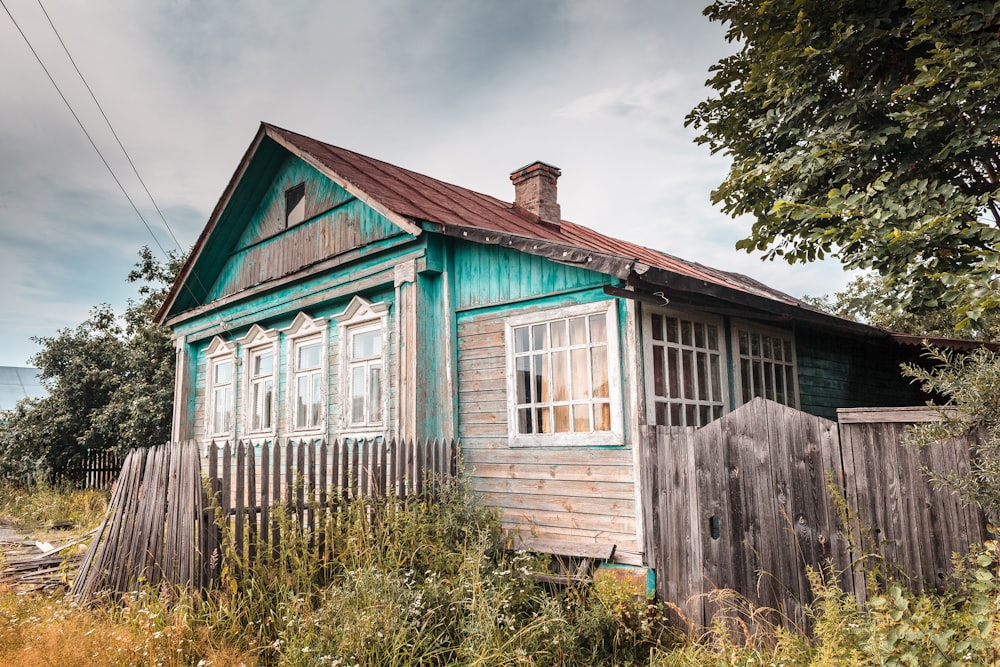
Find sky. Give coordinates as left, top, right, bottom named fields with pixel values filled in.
left=0, top=0, right=855, bottom=368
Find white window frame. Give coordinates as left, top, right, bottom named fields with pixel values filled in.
left=504, top=300, right=623, bottom=447
left=236, top=324, right=279, bottom=437
left=333, top=295, right=391, bottom=438
left=281, top=312, right=328, bottom=436
left=730, top=320, right=799, bottom=409
left=642, top=308, right=729, bottom=428
left=204, top=336, right=236, bottom=441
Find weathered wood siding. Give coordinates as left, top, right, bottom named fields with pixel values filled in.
left=796, top=328, right=923, bottom=419
left=451, top=239, right=640, bottom=563
left=644, top=399, right=987, bottom=629
left=209, top=156, right=405, bottom=301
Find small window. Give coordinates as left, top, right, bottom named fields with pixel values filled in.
left=204, top=337, right=236, bottom=440
left=645, top=311, right=726, bottom=427
left=292, top=338, right=323, bottom=431
left=285, top=182, right=306, bottom=227
left=346, top=323, right=385, bottom=428
left=334, top=295, right=391, bottom=436
left=733, top=323, right=798, bottom=409
left=248, top=349, right=275, bottom=433
left=505, top=301, right=623, bottom=446
left=209, top=357, right=234, bottom=437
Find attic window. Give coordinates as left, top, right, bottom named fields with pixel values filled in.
left=285, top=182, right=306, bottom=226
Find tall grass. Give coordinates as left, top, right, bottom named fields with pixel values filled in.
left=0, top=481, right=107, bottom=531
left=1, top=481, right=998, bottom=665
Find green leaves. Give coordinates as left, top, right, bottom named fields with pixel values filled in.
left=690, top=0, right=1000, bottom=323
left=0, top=247, right=183, bottom=483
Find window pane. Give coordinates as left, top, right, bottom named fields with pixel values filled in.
left=682, top=350, right=694, bottom=399
left=666, top=317, right=679, bottom=343
left=697, top=351, right=708, bottom=401
left=310, top=373, right=322, bottom=426
left=550, top=319, right=567, bottom=347
left=694, top=322, right=705, bottom=349
left=573, top=404, right=590, bottom=432
left=710, top=355, right=722, bottom=401
left=595, top=402, right=611, bottom=431
left=369, top=366, right=382, bottom=422
left=667, top=347, right=680, bottom=398
left=652, top=347, right=665, bottom=398
left=296, top=376, right=308, bottom=427
left=534, top=354, right=548, bottom=402
left=655, top=402, right=667, bottom=426
left=739, top=331, right=749, bottom=356
left=591, top=347, right=609, bottom=399
left=251, top=384, right=262, bottom=431
left=351, top=366, right=365, bottom=423
left=681, top=320, right=693, bottom=346
left=589, top=314, right=607, bottom=343
left=518, top=408, right=533, bottom=433
left=254, top=351, right=273, bottom=377
left=352, top=330, right=381, bottom=359
left=531, top=324, right=547, bottom=351
left=552, top=351, right=569, bottom=401
left=651, top=314, right=664, bottom=342
left=514, top=327, right=529, bottom=353
left=699, top=405, right=711, bottom=426
left=685, top=404, right=696, bottom=426
left=570, top=348, right=589, bottom=400
left=215, top=360, right=232, bottom=384
left=669, top=403, right=681, bottom=426
left=569, top=317, right=587, bottom=345
left=298, top=342, right=321, bottom=370
left=263, top=379, right=273, bottom=429
left=554, top=405, right=570, bottom=433
left=740, top=359, right=751, bottom=403
left=537, top=407, right=551, bottom=433
left=707, top=325, right=719, bottom=351
left=516, top=356, right=531, bottom=404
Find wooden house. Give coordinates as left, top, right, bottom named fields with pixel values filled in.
left=156, top=123, right=932, bottom=568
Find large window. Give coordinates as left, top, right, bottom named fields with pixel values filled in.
left=505, top=301, right=622, bottom=446
left=645, top=312, right=726, bottom=428
left=204, top=337, right=236, bottom=439
left=281, top=312, right=328, bottom=434
left=346, top=323, right=384, bottom=428
left=292, top=337, right=323, bottom=431
left=334, top=295, right=390, bottom=436
left=248, top=348, right=275, bottom=432
left=238, top=324, right=278, bottom=436
left=733, top=323, right=798, bottom=408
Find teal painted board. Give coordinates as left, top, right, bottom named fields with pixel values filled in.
left=452, top=240, right=612, bottom=311
left=796, top=328, right=923, bottom=419
left=209, top=157, right=408, bottom=302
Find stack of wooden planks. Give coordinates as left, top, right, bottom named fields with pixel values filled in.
left=0, top=529, right=94, bottom=591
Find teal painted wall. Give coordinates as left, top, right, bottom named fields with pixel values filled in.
left=453, top=240, right=614, bottom=311
left=209, top=156, right=406, bottom=301
left=796, top=328, right=924, bottom=419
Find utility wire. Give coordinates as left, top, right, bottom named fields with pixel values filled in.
left=1, top=0, right=172, bottom=261
left=35, top=0, right=185, bottom=254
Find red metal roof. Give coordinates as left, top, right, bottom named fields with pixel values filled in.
left=264, top=123, right=819, bottom=311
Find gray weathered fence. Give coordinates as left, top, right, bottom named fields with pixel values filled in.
left=72, top=437, right=458, bottom=602
left=642, top=398, right=987, bottom=629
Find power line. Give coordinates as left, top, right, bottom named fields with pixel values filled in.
left=34, top=0, right=185, bottom=255
left=0, top=0, right=173, bottom=261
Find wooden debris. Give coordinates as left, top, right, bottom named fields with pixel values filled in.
left=0, top=530, right=94, bottom=592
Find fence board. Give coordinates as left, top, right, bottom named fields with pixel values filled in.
left=646, top=398, right=988, bottom=631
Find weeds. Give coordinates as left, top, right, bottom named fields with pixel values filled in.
left=1, top=482, right=999, bottom=665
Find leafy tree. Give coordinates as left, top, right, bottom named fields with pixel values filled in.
left=904, top=345, right=1000, bottom=525
left=0, top=247, right=183, bottom=484
left=688, top=0, right=1000, bottom=328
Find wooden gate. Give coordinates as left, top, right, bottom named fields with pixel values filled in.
left=641, top=398, right=987, bottom=629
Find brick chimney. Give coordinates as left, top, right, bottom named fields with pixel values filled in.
left=510, top=161, right=561, bottom=226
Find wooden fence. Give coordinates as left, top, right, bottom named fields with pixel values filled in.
left=641, top=398, right=987, bottom=629
left=72, top=437, right=458, bottom=601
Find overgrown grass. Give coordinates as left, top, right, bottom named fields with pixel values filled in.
left=0, top=482, right=998, bottom=665
left=0, top=481, right=108, bottom=531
